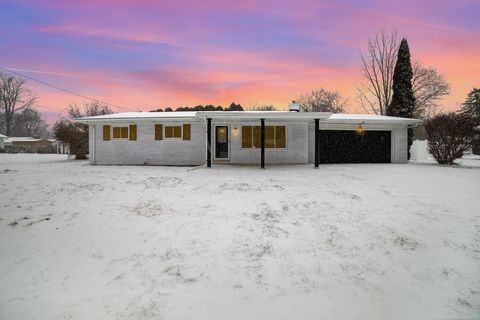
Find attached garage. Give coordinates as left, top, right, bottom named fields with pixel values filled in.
left=319, top=130, right=391, bottom=164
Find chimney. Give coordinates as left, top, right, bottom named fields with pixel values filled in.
left=289, top=100, right=300, bottom=112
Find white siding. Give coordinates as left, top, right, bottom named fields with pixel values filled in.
left=391, top=126, right=408, bottom=163
left=88, top=119, right=410, bottom=166
left=212, top=121, right=309, bottom=164
left=91, top=121, right=205, bottom=165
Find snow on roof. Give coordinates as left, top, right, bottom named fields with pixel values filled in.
left=78, top=112, right=197, bottom=121
left=197, top=111, right=332, bottom=120
left=76, top=111, right=421, bottom=125
left=0, top=134, right=7, bottom=138
left=475, top=126, right=480, bottom=131
left=4, top=137, right=48, bottom=143
left=328, top=113, right=421, bottom=124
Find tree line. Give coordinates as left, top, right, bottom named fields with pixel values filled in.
left=150, top=102, right=244, bottom=112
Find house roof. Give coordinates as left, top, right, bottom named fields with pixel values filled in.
left=76, top=111, right=421, bottom=126
left=196, top=111, right=332, bottom=120
left=78, top=112, right=197, bottom=121
left=327, top=114, right=421, bottom=124
left=4, top=137, right=39, bottom=142
left=4, top=137, right=55, bottom=144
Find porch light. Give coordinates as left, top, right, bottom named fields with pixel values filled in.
left=355, top=124, right=365, bottom=136
left=233, top=127, right=238, bottom=134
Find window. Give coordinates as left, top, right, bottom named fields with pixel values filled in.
left=253, top=126, right=261, bottom=148
left=165, top=126, right=181, bottom=138
left=155, top=124, right=191, bottom=140
left=242, top=126, right=252, bottom=148
left=241, top=125, right=286, bottom=149
left=112, top=126, right=129, bottom=139
left=275, top=126, right=286, bottom=148
left=103, top=125, right=136, bottom=141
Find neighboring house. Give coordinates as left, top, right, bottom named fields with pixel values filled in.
left=4, top=137, right=56, bottom=153
left=77, top=107, right=420, bottom=167
left=0, top=134, right=7, bottom=150
left=473, top=126, right=480, bottom=155
left=1, top=136, right=70, bottom=154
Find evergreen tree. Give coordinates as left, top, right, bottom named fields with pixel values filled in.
left=387, top=38, right=415, bottom=158
left=459, top=88, right=480, bottom=126
left=388, top=38, right=415, bottom=117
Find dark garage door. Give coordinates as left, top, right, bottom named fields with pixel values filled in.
left=319, top=130, right=391, bottom=164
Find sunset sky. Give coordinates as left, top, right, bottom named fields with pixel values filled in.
left=1, top=0, right=479, bottom=120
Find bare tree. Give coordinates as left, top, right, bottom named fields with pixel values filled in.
left=358, top=30, right=450, bottom=118
left=297, top=89, right=347, bottom=113
left=0, top=72, right=36, bottom=136
left=357, top=29, right=400, bottom=115
left=67, top=101, right=112, bottom=119
left=412, top=62, right=450, bottom=118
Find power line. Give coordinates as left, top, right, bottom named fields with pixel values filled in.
left=35, top=104, right=65, bottom=113
left=0, top=66, right=135, bottom=112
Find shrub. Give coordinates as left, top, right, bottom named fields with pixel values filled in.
left=53, top=119, right=89, bottom=159
left=53, top=102, right=112, bottom=159
left=424, top=112, right=473, bottom=165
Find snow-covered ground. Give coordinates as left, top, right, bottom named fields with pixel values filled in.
left=1, top=154, right=479, bottom=320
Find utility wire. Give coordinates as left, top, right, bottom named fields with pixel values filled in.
left=0, top=66, right=135, bottom=112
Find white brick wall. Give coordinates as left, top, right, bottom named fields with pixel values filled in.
left=391, top=126, right=408, bottom=163
left=90, top=121, right=205, bottom=165
left=214, top=121, right=308, bottom=164
left=88, top=120, right=410, bottom=165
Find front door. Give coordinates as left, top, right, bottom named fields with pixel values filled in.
left=215, top=126, right=229, bottom=159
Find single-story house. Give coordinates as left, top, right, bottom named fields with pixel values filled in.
left=77, top=108, right=420, bottom=167
left=2, top=137, right=69, bottom=154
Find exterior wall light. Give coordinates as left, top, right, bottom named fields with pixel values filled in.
left=355, top=124, right=365, bottom=136
left=233, top=127, right=238, bottom=134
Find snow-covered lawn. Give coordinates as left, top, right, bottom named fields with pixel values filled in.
left=1, top=154, right=479, bottom=320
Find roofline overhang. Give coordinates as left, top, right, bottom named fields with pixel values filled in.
left=75, top=111, right=333, bottom=124
left=75, top=111, right=421, bottom=127
left=196, top=111, right=332, bottom=120
left=322, top=118, right=422, bottom=127
left=75, top=115, right=197, bottom=124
